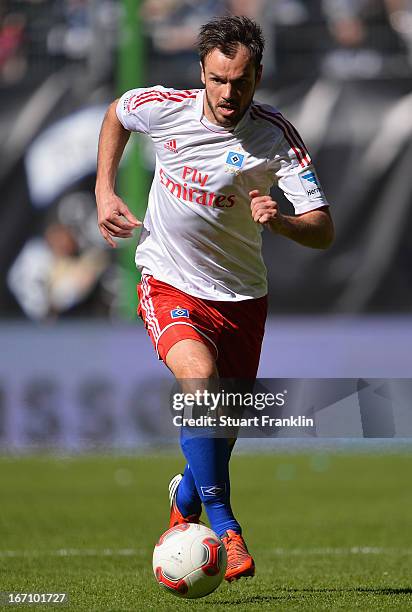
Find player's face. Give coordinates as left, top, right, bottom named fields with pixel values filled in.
left=201, top=45, right=262, bottom=129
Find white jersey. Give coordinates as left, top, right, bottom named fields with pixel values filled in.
left=116, top=87, right=328, bottom=301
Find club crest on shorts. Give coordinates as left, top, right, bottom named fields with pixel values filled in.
left=171, top=307, right=189, bottom=319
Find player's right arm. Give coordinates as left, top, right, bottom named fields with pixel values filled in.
left=95, top=99, right=141, bottom=248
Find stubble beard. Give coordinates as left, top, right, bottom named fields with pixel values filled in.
left=204, top=88, right=252, bottom=129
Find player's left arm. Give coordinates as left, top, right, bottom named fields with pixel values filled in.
left=257, top=112, right=335, bottom=249
left=249, top=190, right=334, bottom=250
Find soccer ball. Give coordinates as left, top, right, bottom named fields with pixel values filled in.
left=152, top=523, right=227, bottom=599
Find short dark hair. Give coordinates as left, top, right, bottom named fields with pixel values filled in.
left=197, top=15, right=265, bottom=71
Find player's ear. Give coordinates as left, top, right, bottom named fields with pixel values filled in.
left=200, top=61, right=206, bottom=85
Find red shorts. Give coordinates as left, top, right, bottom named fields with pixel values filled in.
left=137, top=275, right=267, bottom=378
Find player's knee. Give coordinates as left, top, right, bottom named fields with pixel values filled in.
left=166, top=340, right=217, bottom=379
left=174, top=354, right=216, bottom=379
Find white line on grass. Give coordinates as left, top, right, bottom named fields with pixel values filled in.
left=0, top=547, right=412, bottom=558
left=0, top=548, right=144, bottom=558
left=271, top=547, right=412, bottom=555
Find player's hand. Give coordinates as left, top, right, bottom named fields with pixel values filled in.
left=249, top=189, right=282, bottom=228
left=96, top=192, right=141, bottom=248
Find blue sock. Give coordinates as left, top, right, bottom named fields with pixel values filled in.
left=176, top=464, right=202, bottom=518
left=180, top=431, right=241, bottom=537
left=176, top=440, right=237, bottom=517
left=176, top=438, right=238, bottom=519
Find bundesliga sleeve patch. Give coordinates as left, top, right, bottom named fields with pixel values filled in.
left=170, top=308, right=189, bottom=319
left=299, top=170, right=324, bottom=200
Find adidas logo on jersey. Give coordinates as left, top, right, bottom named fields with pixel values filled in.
left=164, top=139, right=179, bottom=154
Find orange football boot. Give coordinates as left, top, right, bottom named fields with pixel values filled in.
left=221, top=529, right=255, bottom=582
left=168, top=474, right=201, bottom=528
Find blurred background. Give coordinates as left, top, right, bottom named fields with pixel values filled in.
left=1, top=0, right=412, bottom=449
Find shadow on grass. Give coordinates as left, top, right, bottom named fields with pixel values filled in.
left=290, top=588, right=412, bottom=595
left=206, top=595, right=295, bottom=605
left=356, top=588, right=412, bottom=595
left=208, top=587, right=412, bottom=605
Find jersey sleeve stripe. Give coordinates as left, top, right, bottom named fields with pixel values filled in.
left=127, top=91, right=165, bottom=111
left=274, top=113, right=312, bottom=166
left=128, top=90, right=178, bottom=107
left=250, top=107, right=304, bottom=167
left=256, top=105, right=312, bottom=166
left=254, top=104, right=311, bottom=163
left=168, top=95, right=197, bottom=102
left=251, top=105, right=311, bottom=168
left=128, top=90, right=197, bottom=112
left=131, top=95, right=169, bottom=111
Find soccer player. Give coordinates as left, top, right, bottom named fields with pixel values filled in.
left=95, top=15, right=334, bottom=582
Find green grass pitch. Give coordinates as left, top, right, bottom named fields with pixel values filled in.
left=0, top=452, right=411, bottom=611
